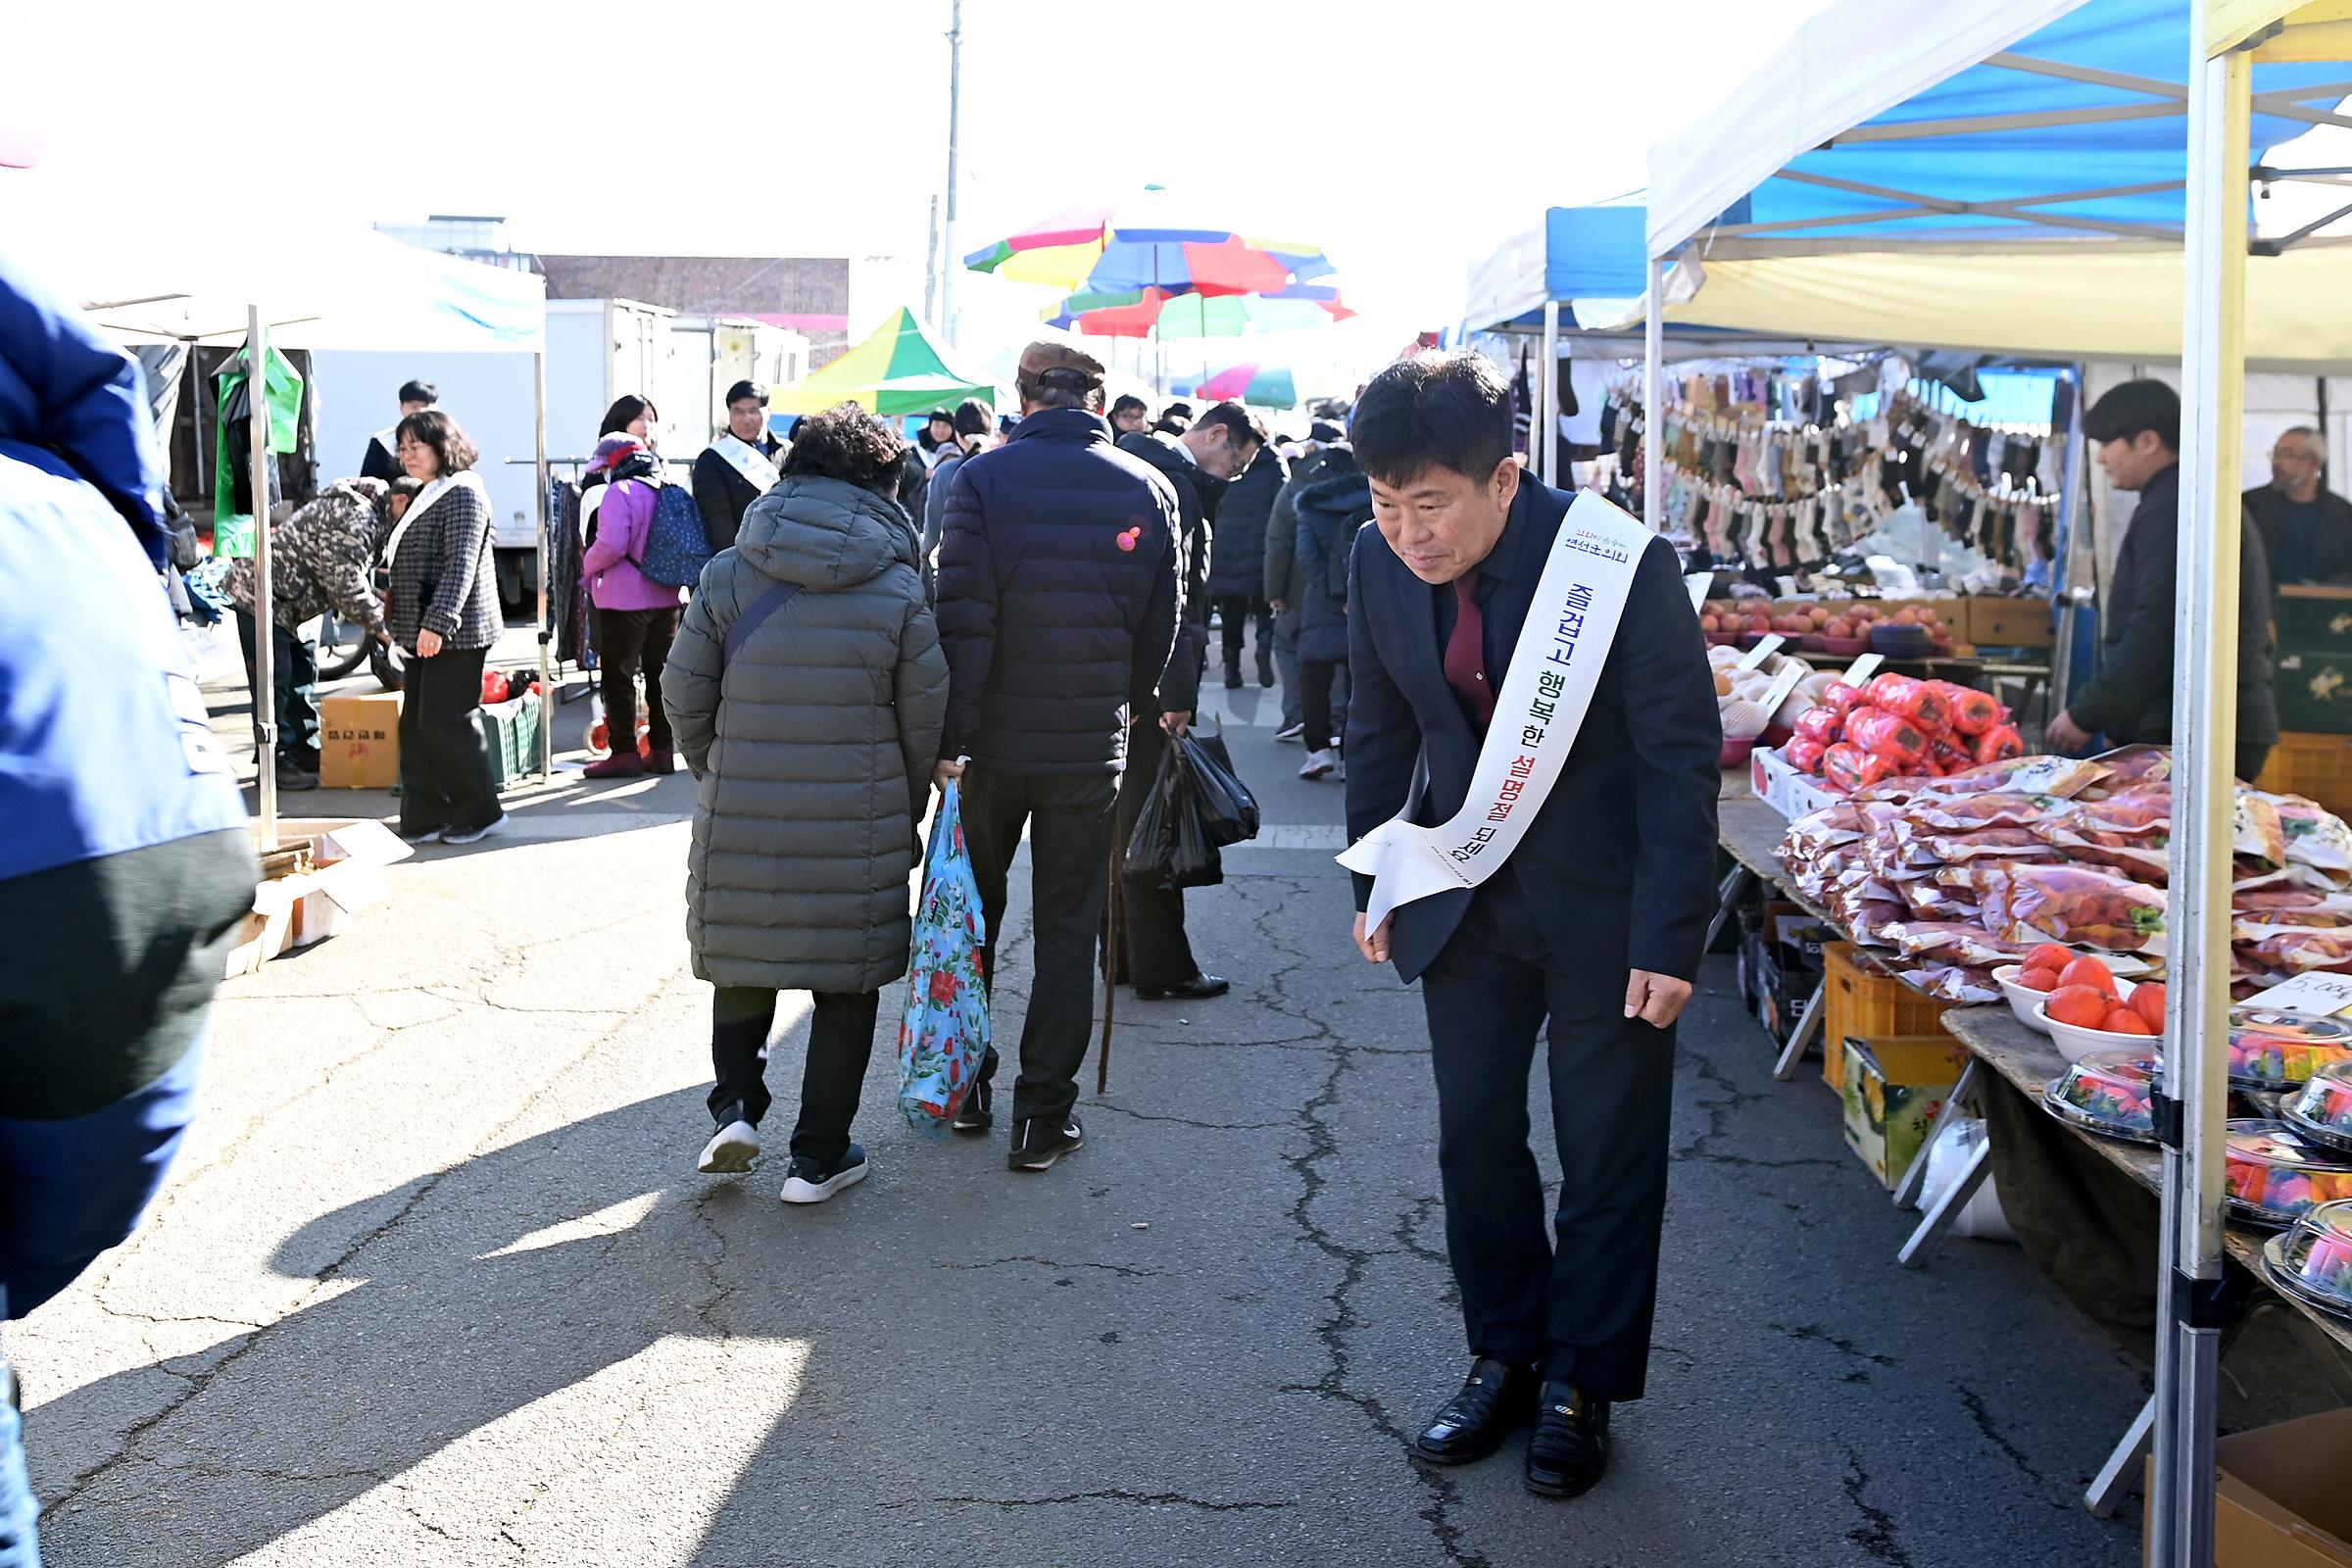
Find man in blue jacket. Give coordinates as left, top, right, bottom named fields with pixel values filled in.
left=0, top=256, right=257, bottom=1565
left=933, top=342, right=1181, bottom=1173
left=1343, top=353, right=1718, bottom=1501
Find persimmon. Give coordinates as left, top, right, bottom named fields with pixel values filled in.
left=2025, top=943, right=2075, bottom=973
left=2102, top=1008, right=2157, bottom=1036
left=2058, top=956, right=2118, bottom=998
left=2129, top=983, right=2168, bottom=1030
left=2018, top=966, right=2064, bottom=993
left=2047, top=985, right=2119, bottom=1029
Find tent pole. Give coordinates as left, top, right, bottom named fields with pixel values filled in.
left=249, top=305, right=278, bottom=852
left=534, top=348, right=554, bottom=780
left=1643, top=255, right=1664, bottom=529
left=2152, top=40, right=2250, bottom=1568
left=1541, top=300, right=1560, bottom=484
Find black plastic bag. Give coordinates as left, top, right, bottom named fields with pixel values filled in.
left=1124, top=737, right=1224, bottom=890
left=1180, top=725, right=1259, bottom=848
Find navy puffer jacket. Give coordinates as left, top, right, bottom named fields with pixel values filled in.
left=935, top=409, right=1182, bottom=774
left=1205, top=442, right=1285, bottom=597
left=1293, top=456, right=1369, bottom=665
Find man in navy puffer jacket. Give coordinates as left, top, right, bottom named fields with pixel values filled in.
left=933, top=342, right=1180, bottom=1173
left=0, top=255, right=257, bottom=1566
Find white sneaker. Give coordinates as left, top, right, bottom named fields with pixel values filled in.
left=697, top=1119, right=761, bottom=1175
left=441, top=813, right=508, bottom=846
left=1299, top=749, right=1337, bottom=780
left=781, top=1145, right=869, bottom=1204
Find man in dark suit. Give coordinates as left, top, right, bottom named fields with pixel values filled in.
left=1343, top=353, right=1719, bottom=1499
left=691, top=380, right=784, bottom=555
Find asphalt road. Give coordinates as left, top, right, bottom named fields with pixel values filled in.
left=15, top=646, right=2336, bottom=1566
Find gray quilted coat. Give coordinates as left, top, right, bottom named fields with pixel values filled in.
left=663, top=475, right=949, bottom=994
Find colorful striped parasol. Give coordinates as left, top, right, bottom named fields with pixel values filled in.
left=963, top=187, right=1333, bottom=297
left=1048, top=282, right=1356, bottom=339
left=1172, top=363, right=1298, bottom=409
left=768, top=307, right=996, bottom=416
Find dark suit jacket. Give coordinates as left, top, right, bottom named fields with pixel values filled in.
left=2244, top=482, right=2352, bottom=588
left=693, top=439, right=781, bottom=555
left=1344, top=478, right=1721, bottom=986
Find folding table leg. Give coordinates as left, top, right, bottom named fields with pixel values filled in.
left=1897, top=1136, right=1991, bottom=1268
left=1703, top=865, right=1752, bottom=955
left=2084, top=1395, right=2155, bottom=1518
left=1771, top=983, right=1824, bottom=1081
left=1893, top=1058, right=1981, bottom=1211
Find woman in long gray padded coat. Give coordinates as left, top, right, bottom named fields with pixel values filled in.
left=663, top=404, right=949, bottom=1205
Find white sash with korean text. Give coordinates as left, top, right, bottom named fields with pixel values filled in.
left=1339, top=490, right=1651, bottom=933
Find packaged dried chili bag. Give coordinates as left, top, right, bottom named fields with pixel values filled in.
left=1844, top=707, right=1928, bottom=767
left=1824, top=741, right=1891, bottom=795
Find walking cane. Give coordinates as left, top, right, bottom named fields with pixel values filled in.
left=1099, top=794, right=1123, bottom=1094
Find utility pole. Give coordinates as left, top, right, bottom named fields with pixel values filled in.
left=923, top=193, right=940, bottom=324
left=939, top=0, right=963, bottom=348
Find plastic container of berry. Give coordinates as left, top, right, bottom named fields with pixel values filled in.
left=2262, top=1198, right=2352, bottom=1319
left=2042, top=1051, right=2164, bottom=1143
left=2224, top=1121, right=2352, bottom=1227
left=2283, top=1061, right=2352, bottom=1154
left=2227, top=1009, right=2352, bottom=1091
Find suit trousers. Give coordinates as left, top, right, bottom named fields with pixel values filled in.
left=708, top=986, right=880, bottom=1166
left=1215, top=594, right=1272, bottom=669
left=396, top=645, right=501, bottom=837
left=1416, top=870, right=1678, bottom=1400
left=960, top=766, right=1121, bottom=1125
left=1113, top=722, right=1201, bottom=991
left=1271, top=604, right=1303, bottom=727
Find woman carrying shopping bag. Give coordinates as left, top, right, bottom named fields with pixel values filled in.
left=663, top=404, right=949, bottom=1204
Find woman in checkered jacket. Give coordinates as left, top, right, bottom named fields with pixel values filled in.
left=385, top=410, right=506, bottom=845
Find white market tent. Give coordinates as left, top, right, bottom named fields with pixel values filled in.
left=3, top=216, right=550, bottom=844
left=1642, top=5, right=2352, bottom=1563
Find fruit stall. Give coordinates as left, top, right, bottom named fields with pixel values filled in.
left=1711, top=746, right=2352, bottom=1517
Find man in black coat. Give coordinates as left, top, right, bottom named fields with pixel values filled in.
left=359, top=378, right=435, bottom=484
left=2045, top=379, right=2279, bottom=780
left=934, top=342, right=1181, bottom=1173
left=1207, top=439, right=1287, bottom=688
left=1343, top=353, right=1718, bottom=1500
left=691, top=379, right=784, bottom=554
left=1114, top=402, right=1265, bottom=1002
left=2244, top=424, right=2352, bottom=587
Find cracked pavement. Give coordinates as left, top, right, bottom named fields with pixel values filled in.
left=15, top=671, right=2335, bottom=1566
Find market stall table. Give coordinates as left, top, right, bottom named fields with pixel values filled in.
left=1716, top=785, right=1845, bottom=1079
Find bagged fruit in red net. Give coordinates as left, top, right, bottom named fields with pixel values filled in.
left=1844, top=707, right=1929, bottom=767
left=1863, top=672, right=1953, bottom=734
left=1791, top=708, right=1843, bottom=748
left=1973, top=724, right=2026, bottom=764
left=1977, top=863, right=2168, bottom=955
left=1824, top=742, right=1891, bottom=795
left=1783, top=737, right=1829, bottom=774
left=1819, top=681, right=1866, bottom=717
left=1927, top=680, right=2005, bottom=737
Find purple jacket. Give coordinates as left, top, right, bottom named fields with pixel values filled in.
left=581, top=473, right=687, bottom=612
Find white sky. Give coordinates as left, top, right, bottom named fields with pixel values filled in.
left=4, top=0, right=1845, bottom=385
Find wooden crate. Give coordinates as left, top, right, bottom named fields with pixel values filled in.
left=1821, top=942, right=1952, bottom=1091
left=2255, top=731, right=2352, bottom=820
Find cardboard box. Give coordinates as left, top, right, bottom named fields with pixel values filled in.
left=320, top=692, right=403, bottom=789
left=226, top=818, right=414, bottom=974
left=1750, top=744, right=1840, bottom=820
left=1839, top=1034, right=1968, bottom=1190
left=2147, top=1407, right=2352, bottom=1567
left=1965, top=595, right=2057, bottom=649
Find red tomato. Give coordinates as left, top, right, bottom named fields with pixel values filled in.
left=2058, top=956, right=2118, bottom=998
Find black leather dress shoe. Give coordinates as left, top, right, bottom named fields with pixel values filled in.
left=1412, top=1357, right=1536, bottom=1465
left=1135, top=973, right=1231, bottom=1002
left=1524, top=1381, right=1610, bottom=1497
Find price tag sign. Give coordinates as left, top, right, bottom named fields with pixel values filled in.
left=2245, top=971, right=2352, bottom=1018
left=1737, top=634, right=1786, bottom=671
left=1758, top=661, right=1807, bottom=718
left=1685, top=571, right=1715, bottom=612
left=1842, top=653, right=1885, bottom=685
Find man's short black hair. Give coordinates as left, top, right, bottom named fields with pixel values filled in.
left=1348, top=352, right=1513, bottom=487
left=399, top=379, right=437, bottom=406
left=2082, top=378, right=2180, bottom=452
left=1194, top=401, right=1266, bottom=452
left=1162, top=401, right=1194, bottom=420
left=724, top=379, right=766, bottom=408
left=1110, top=393, right=1149, bottom=418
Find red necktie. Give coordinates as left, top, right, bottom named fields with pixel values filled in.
left=1445, top=571, right=1495, bottom=733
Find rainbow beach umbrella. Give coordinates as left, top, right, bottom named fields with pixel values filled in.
left=1050, top=282, right=1356, bottom=339
left=964, top=187, right=1333, bottom=298
left=1173, top=363, right=1298, bottom=409
left=769, top=307, right=995, bottom=416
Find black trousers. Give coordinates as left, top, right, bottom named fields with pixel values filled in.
left=1298, top=659, right=1345, bottom=750
left=1416, top=870, right=1677, bottom=1400
left=1215, top=594, right=1272, bottom=667
left=599, top=607, right=679, bottom=752
left=709, top=986, right=881, bottom=1165
left=960, top=766, right=1121, bottom=1124
left=396, top=644, right=501, bottom=836
left=234, top=609, right=320, bottom=770
left=2238, top=742, right=2272, bottom=786
left=1113, top=722, right=1200, bottom=991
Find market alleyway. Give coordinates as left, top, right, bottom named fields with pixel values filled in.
left=9, top=647, right=2312, bottom=1568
